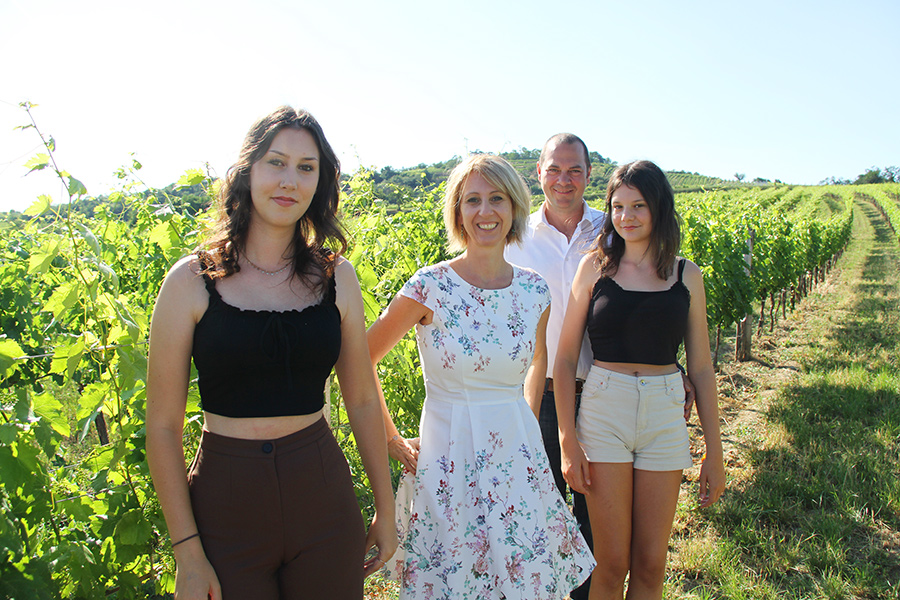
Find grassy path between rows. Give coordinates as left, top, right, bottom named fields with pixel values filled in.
left=365, top=197, right=900, bottom=600
left=668, top=197, right=900, bottom=599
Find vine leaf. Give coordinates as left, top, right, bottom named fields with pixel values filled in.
left=67, top=176, right=88, bottom=198
left=32, top=391, right=71, bottom=438
left=177, top=168, right=206, bottom=187
left=24, top=153, right=50, bottom=174
left=0, top=338, right=25, bottom=380
left=24, top=194, right=53, bottom=217
left=28, top=240, right=60, bottom=274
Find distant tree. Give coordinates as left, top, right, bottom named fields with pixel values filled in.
left=734, top=173, right=746, bottom=182
left=854, top=168, right=885, bottom=184
left=752, top=177, right=771, bottom=184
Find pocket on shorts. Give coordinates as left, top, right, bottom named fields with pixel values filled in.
left=666, top=379, right=686, bottom=405
left=581, top=370, right=607, bottom=398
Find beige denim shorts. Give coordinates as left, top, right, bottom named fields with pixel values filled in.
left=576, top=365, right=692, bottom=471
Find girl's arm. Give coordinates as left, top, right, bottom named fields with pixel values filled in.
left=366, top=293, right=432, bottom=474
left=552, top=255, right=597, bottom=494
left=524, top=307, right=550, bottom=420
left=681, top=259, right=726, bottom=507
left=333, top=259, right=400, bottom=575
left=146, top=257, right=221, bottom=600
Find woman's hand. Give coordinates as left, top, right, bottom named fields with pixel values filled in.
left=173, top=542, right=221, bottom=600
left=698, top=453, right=726, bottom=507
left=561, top=439, right=592, bottom=495
left=363, top=509, right=400, bottom=578
left=388, top=435, right=420, bottom=474
left=681, top=372, right=696, bottom=421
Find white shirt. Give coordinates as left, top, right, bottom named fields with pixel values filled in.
left=506, top=202, right=606, bottom=380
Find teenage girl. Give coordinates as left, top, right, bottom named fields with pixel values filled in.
left=554, top=160, right=725, bottom=599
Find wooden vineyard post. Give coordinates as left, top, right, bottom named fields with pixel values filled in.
left=735, top=229, right=755, bottom=361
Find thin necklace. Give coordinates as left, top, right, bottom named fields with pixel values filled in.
left=244, top=256, right=291, bottom=276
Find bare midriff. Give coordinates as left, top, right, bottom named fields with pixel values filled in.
left=593, top=360, right=679, bottom=378
left=203, top=409, right=325, bottom=440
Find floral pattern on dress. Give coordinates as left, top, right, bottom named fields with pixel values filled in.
left=399, top=263, right=550, bottom=376
left=387, top=262, right=595, bottom=599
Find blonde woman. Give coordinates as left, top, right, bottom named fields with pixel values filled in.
left=370, top=154, right=595, bottom=599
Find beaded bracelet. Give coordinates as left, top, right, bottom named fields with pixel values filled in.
left=171, top=532, right=200, bottom=548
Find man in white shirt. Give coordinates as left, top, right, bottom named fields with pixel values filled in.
left=506, top=133, right=602, bottom=599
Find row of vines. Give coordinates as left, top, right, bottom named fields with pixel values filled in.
left=863, top=182, right=900, bottom=240
left=0, top=110, right=864, bottom=598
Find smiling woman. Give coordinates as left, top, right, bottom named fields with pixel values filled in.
left=145, top=106, right=397, bottom=600
left=368, top=154, right=595, bottom=599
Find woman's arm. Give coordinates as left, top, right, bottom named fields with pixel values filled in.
left=524, top=306, right=550, bottom=420
left=366, top=293, right=432, bottom=473
left=146, top=257, right=221, bottom=600
left=552, top=255, right=597, bottom=494
left=333, top=259, right=400, bottom=575
left=681, top=260, right=726, bottom=507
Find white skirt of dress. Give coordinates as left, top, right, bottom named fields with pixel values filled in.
left=384, top=393, right=596, bottom=599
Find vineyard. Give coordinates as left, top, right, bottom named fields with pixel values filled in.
left=1, top=115, right=899, bottom=598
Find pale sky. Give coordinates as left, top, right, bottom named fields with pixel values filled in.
left=1, top=0, right=898, bottom=212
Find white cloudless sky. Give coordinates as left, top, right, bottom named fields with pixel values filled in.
left=1, top=0, right=898, bottom=212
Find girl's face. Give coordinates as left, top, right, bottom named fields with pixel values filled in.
left=458, top=172, right=513, bottom=249
left=249, top=128, right=320, bottom=230
left=610, top=184, right=652, bottom=244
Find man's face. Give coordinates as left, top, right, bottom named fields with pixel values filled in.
left=537, top=142, right=591, bottom=217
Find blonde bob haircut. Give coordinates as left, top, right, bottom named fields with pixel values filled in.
left=442, top=153, right=531, bottom=253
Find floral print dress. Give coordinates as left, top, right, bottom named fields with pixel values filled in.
left=384, top=262, right=595, bottom=600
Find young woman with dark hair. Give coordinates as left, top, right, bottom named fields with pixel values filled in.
left=147, top=106, right=397, bottom=600
left=554, top=160, right=725, bottom=599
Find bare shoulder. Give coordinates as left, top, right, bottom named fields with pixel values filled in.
left=575, top=252, right=602, bottom=286
left=333, top=256, right=363, bottom=319
left=333, top=256, right=361, bottom=292
left=165, top=254, right=203, bottom=282
left=155, top=255, right=208, bottom=323
left=678, top=258, right=705, bottom=292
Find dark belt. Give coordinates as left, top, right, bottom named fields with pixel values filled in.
left=545, top=378, right=583, bottom=394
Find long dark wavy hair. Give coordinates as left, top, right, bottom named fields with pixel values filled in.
left=592, top=160, right=681, bottom=280
left=198, top=106, right=347, bottom=292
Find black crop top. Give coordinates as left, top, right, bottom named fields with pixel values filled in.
left=587, top=259, right=690, bottom=365
left=191, top=272, right=342, bottom=418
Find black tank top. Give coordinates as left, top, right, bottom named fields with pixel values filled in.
left=192, top=272, right=342, bottom=418
left=587, top=259, right=690, bottom=365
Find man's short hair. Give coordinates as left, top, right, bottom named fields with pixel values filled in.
left=539, top=133, right=590, bottom=168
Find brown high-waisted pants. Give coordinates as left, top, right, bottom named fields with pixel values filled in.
left=188, top=417, right=365, bottom=599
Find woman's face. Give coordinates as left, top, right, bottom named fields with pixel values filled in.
left=458, top=172, right=513, bottom=250
left=610, top=184, right=653, bottom=244
left=249, top=128, right=320, bottom=230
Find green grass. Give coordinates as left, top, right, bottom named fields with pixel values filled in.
left=667, top=198, right=900, bottom=599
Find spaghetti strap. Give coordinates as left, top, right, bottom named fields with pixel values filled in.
left=327, top=271, right=337, bottom=303
left=201, top=273, right=222, bottom=300
left=677, top=258, right=686, bottom=282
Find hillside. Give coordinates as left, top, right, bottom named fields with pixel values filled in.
left=360, top=148, right=734, bottom=207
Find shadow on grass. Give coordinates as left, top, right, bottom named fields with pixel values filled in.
left=709, top=378, right=900, bottom=598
